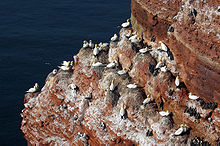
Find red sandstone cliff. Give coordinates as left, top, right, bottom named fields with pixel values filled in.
left=21, top=0, right=220, bottom=145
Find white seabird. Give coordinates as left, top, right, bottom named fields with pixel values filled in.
left=159, top=41, right=168, bottom=52
left=117, top=69, right=127, bottom=75
left=127, top=83, right=138, bottom=89
left=58, top=65, right=70, bottom=71
left=70, top=61, right=74, bottom=66
left=26, top=83, right=39, bottom=93
left=52, top=69, right=57, bottom=75
left=121, top=19, right=130, bottom=28
left=61, top=61, right=69, bottom=66
left=131, top=37, right=141, bottom=44
left=155, top=58, right=163, bottom=69
left=93, top=44, right=99, bottom=56
left=174, top=124, right=187, bottom=136
left=110, top=80, right=115, bottom=91
left=92, top=61, right=105, bottom=67
left=111, top=34, right=118, bottom=42
left=120, top=103, right=126, bottom=119
left=139, top=47, right=149, bottom=54
left=128, top=32, right=137, bottom=41
left=107, top=62, right=116, bottom=68
left=82, top=40, right=89, bottom=48
left=68, top=83, right=77, bottom=90
left=160, top=66, right=167, bottom=72
left=143, top=95, right=152, bottom=104
left=188, top=93, right=199, bottom=100
left=175, top=76, right=180, bottom=87
left=159, top=110, right=170, bottom=117
left=89, top=40, right=94, bottom=48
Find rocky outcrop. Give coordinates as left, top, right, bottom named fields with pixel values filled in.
left=21, top=0, right=219, bottom=145
left=131, top=0, right=220, bottom=105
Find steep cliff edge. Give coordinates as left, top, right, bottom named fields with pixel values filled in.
left=131, top=0, right=220, bottom=104
left=21, top=0, right=219, bottom=145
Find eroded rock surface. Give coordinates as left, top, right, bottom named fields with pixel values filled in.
left=21, top=0, right=219, bottom=145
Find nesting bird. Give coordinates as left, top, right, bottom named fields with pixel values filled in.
left=174, top=124, right=187, bottom=136
left=52, top=69, right=57, bottom=75
left=82, top=40, right=89, bottom=48
left=188, top=93, right=199, bottom=100
left=159, top=110, right=170, bottom=117
left=58, top=62, right=71, bottom=71
left=93, top=44, right=99, bottom=56
left=160, top=66, right=167, bottom=72
left=117, top=69, right=127, bottom=75
left=92, top=61, right=105, bottom=67
left=127, top=83, right=138, bottom=89
left=68, top=83, right=77, bottom=90
left=139, top=47, right=149, bottom=54
left=89, top=40, right=94, bottom=48
left=111, top=34, right=118, bottom=42
left=109, top=80, right=115, bottom=91
left=159, top=41, right=168, bottom=52
left=26, top=83, right=39, bottom=93
left=121, top=19, right=130, bottom=28
left=143, top=95, right=152, bottom=104
left=107, top=62, right=116, bottom=68
left=120, top=103, right=126, bottom=119
left=175, top=75, right=180, bottom=87
left=155, top=58, right=163, bottom=69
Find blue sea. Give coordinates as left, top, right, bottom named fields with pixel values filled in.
left=0, top=0, right=130, bottom=145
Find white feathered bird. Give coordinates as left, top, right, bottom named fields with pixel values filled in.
left=93, top=44, right=99, bottom=56
left=188, top=93, right=199, bottom=100
left=127, top=83, right=138, bottom=89
left=159, top=41, right=168, bottom=52
left=121, top=19, right=130, bottom=28
left=120, top=103, right=126, bottom=119
left=110, top=80, right=115, bottom=91
left=159, top=111, right=170, bottom=117
left=175, top=76, right=180, bottom=87
left=26, top=83, right=39, bottom=93
left=111, top=34, right=118, bottom=42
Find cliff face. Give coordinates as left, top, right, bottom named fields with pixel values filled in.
left=21, top=0, right=220, bottom=145
left=131, top=0, right=220, bottom=104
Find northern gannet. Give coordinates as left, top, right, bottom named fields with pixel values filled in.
left=127, top=83, right=138, bottom=89
left=26, top=83, right=39, bottom=93
left=139, top=47, right=149, bottom=54
left=159, top=41, right=168, bottom=52
left=175, top=76, right=180, bottom=87
left=159, top=110, right=170, bottom=117
left=89, top=40, right=94, bottom=48
left=52, top=69, right=57, bottom=75
left=143, top=95, right=152, bottom=104
left=110, top=80, right=115, bottom=91
left=111, top=34, right=118, bottom=42
left=117, top=69, right=127, bottom=75
left=120, top=103, right=126, bottom=119
left=188, top=93, right=199, bottom=100
left=61, top=61, right=69, bottom=66
left=58, top=65, right=70, bottom=71
left=92, top=61, right=105, bottom=67
left=68, top=83, right=77, bottom=90
left=160, top=66, right=167, bottom=72
left=82, top=40, right=89, bottom=48
left=128, top=32, right=137, bottom=41
left=107, top=62, right=116, bottom=68
left=155, top=58, right=163, bottom=69
left=174, top=124, right=187, bottom=136
left=93, top=44, right=99, bottom=56
left=131, top=37, right=141, bottom=44
left=121, top=19, right=130, bottom=28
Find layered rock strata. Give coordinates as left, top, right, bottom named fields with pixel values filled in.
left=131, top=0, right=220, bottom=104
left=21, top=27, right=219, bottom=145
